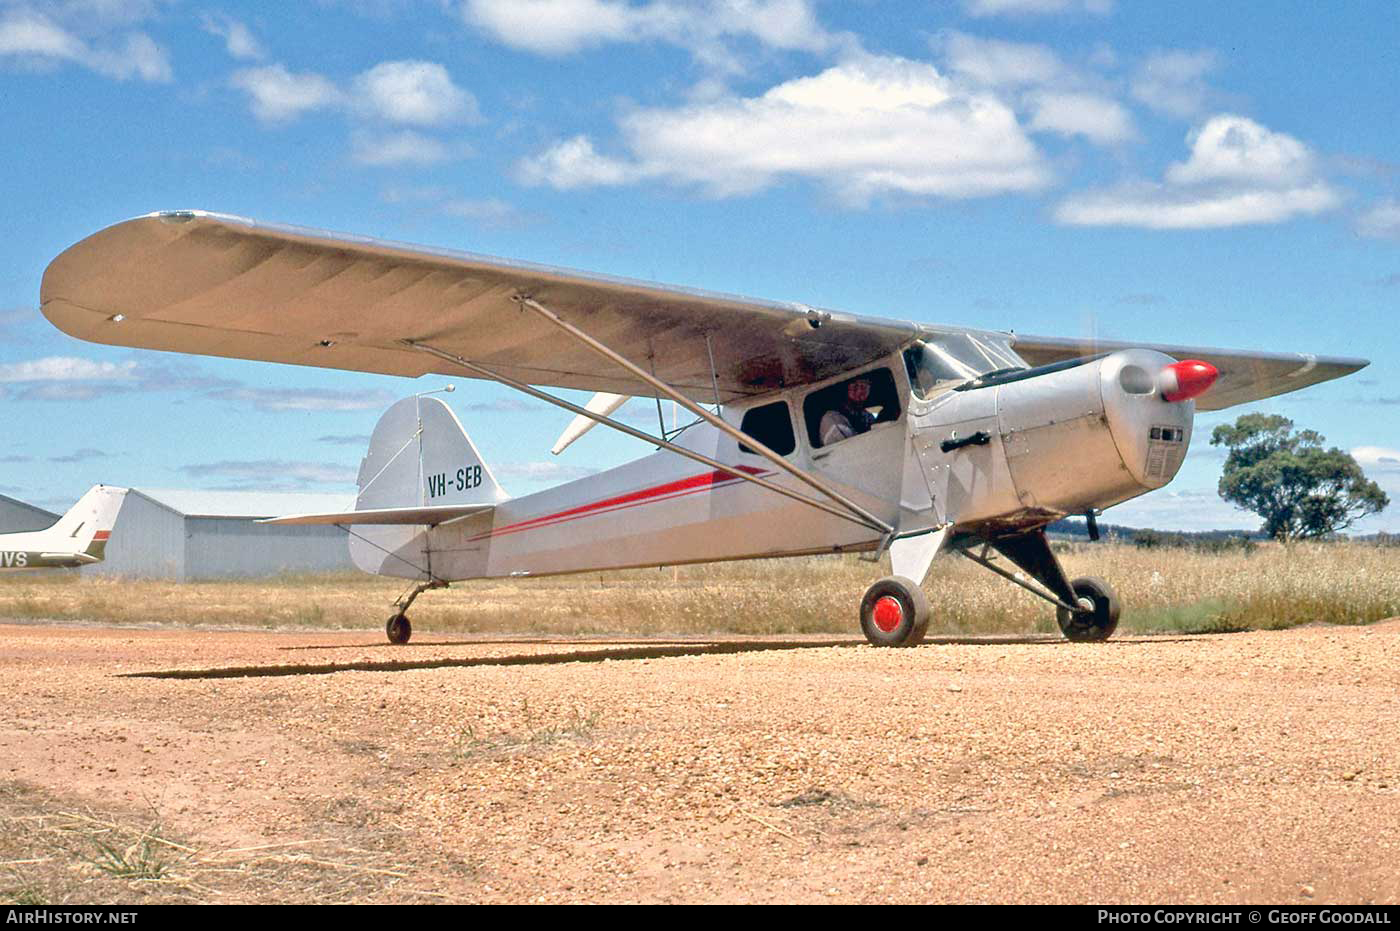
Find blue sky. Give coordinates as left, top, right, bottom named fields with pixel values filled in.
left=1, top=0, right=1397, bottom=532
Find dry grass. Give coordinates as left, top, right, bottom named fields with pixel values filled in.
left=0, top=781, right=455, bottom=905
left=0, top=542, right=1397, bottom=636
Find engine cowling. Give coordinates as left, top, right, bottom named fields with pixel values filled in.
left=994, top=348, right=1201, bottom=514
left=915, top=348, right=1211, bottom=526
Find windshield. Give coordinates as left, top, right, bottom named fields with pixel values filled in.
left=903, top=333, right=1025, bottom=400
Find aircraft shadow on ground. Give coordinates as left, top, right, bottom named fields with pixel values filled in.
left=116, top=634, right=1155, bottom=681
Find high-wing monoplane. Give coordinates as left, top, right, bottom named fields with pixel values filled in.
left=0, top=485, right=127, bottom=571
left=41, top=212, right=1368, bottom=644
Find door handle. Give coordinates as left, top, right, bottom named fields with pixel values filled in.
left=940, top=430, right=991, bottom=453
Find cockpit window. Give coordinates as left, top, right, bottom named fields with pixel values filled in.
left=903, top=333, right=1027, bottom=401
left=804, top=368, right=901, bottom=449
left=739, top=401, right=796, bottom=456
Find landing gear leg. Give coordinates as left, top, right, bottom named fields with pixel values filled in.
left=384, top=578, right=448, bottom=645
left=959, top=529, right=1121, bottom=642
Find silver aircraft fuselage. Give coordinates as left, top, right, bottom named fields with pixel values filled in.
left=356, top=346, right=1193, bottom=582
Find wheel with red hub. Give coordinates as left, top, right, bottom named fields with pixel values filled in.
left=859, top=576, right=930, bottom=647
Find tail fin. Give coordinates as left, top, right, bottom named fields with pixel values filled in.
left=357, top=395, right=508, bottom=510
left=349, top=396, right=507, bottom=578
left=47, top=485, right=127, bottom=560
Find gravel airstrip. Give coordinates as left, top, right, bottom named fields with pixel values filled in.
left=2, top=620, right=1398, bottom=904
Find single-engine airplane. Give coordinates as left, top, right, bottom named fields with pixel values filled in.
left=41, top=212, right=1368, bottom=644
left=0, top=485, right=127, bottom=570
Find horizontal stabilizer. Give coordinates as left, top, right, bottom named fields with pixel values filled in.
left=260, top=504, right=494, bottom=526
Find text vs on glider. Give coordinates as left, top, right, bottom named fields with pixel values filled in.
left=42, top=211, right=1367, bottom=645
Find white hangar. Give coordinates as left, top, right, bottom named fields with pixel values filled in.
left=0, top=493, right=60, bottom=534
left=83, top=489, right=357, bottom=581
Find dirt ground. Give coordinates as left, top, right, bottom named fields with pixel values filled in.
left=2, top=619, right=1398, bottom=904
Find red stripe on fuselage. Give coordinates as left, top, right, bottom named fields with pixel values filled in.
left=467, top=466, right=771, bottom=542
left=93, top=531, right=111, bottom=541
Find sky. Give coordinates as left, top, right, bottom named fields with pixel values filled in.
left=1, top=0, right=1398, bottom=533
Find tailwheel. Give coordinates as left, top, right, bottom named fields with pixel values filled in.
left=384, top=578, right=446, bottom=645
left=859, top=576, right=930, bottom=647
left=1056, top=576, right=1120, bottom=642
left=385, top=613, right=412, bottom=645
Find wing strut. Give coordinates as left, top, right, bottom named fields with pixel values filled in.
left=516, top=295, right=894, bottom=534
left=406, top=341, right=891, bottom=535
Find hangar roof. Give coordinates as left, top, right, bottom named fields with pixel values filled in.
left=132, top=489, right=355, bottom=519
left=0, top=493, right=59, bottom=522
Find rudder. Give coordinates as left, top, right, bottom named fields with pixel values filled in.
left=350, top=396, right=507, bottom=578
left=47, top=485, right=128, bottom=560
left=356, top=396, right=507, bottom=510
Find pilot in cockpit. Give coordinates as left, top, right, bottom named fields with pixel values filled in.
left=819, top=376, right=875, bottom=446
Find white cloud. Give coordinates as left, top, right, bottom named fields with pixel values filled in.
left=462, top=0, right=838, bottom=60
left=938, top=33, right=1136, bottom=147
left=48, top=448, right=105, bottom=464
left=180, top=460, right=358, bottom=486
left=353, top=60, right=479, bottom=125
left=232, top=60, right=477, bottom=161
left=93, top=32, right=169, bottom=81
left=517, top=135, right=638, bottom=188
left=42, top=1, right=167, bottom=28
left=941, top=32, right=1067, bottom=88
left=963, top=0, right=1112, bottom=16
left=351, top=129, right=453, bottom=165
left=520, top=56, right=1050, bottom=203
left=1131, top=49, right=1217, bottom=119
left=1166, top=115, right=1317, bottom=186
left=232, top=64, right=342, bottom=123
left=0, top=356, right=137, bottom=383
left=204, top=386, right=396, bottom=412
left=1104, top=486, right=1252, bottom=533
left=0, top=356, right=404, bottom=414
left=1352, top=447, right=1400, bottom=471
left=1357, top=199, right=1400, bottom=240
left=0, top=9, right=84, bottom=58
left=464, top=0, right=631, bottom=54
left=440, top=198, right=535, bottom=229
left=1055, top=115, right=1341, bottom=229
left=0, top=8, right=171, bottom=81
left=721, top=0, right=832, bottom=50
left=1351, top=448, right=1400, bottom=533
left=1027, top=91, right=1135, bottom=144
left=1056, top=183, right=1340, bottom=230
left=200, top=13, right=265, bottom=61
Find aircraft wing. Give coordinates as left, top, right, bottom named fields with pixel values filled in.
left=41, top=211, right=923, bottom=403
left=42, top=211, right=1368, bottom=409
left=1008, top=333, right=1368, bottom=411
left=260, top=504, right=495, bottom=526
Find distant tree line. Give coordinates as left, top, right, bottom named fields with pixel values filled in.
left=1047, top=519, right=1262, bottom=552
left=1048, top=414, right=1391, bottom=545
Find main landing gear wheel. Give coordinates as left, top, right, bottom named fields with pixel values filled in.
left=385, top=613, right=412, bottom=645
left=860, top=576, right=930, bottom=647
left=1056, top=576, right=1120, bottom=642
